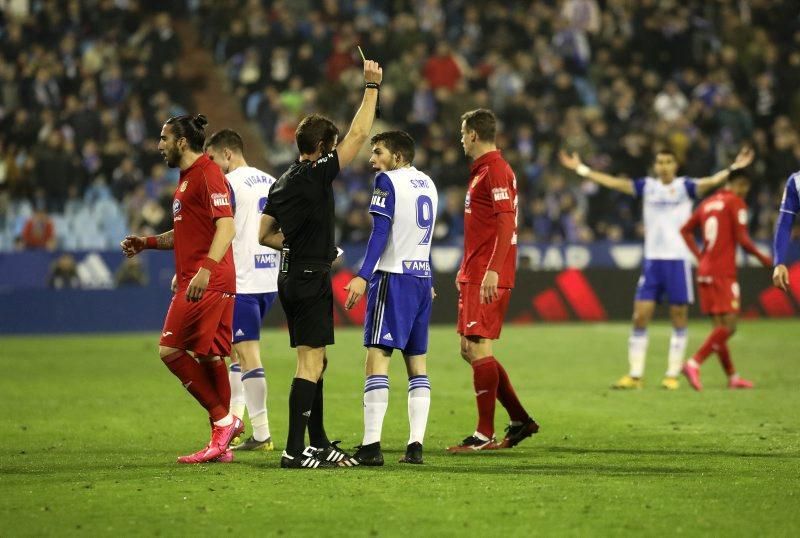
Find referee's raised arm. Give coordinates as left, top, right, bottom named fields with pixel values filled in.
left=336, top=59, right=383, bottom=169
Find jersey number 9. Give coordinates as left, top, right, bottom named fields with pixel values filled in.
left=416, top=195, right=433, bottom=245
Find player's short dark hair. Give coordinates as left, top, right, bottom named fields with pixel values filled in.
left=295, top=114, right=339, bottom=155
left=461, top=109, right=497, bottom=142
left=729, top=168, right=751, bottom=183
left=165, top=114, right=207, bottom=152
left=205, top=129, right=244, bottom=154
left=370, top=131, right=415, bottom=164
left=654, top=148, right=677, bottom=160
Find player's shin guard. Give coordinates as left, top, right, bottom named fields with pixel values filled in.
left=242, top=367, right=270, bottom=442
left=407, top=375, right=430, bottom=445
left=363, top=375, right=389, bottom=445
left=666, top=328, right=688, bottom=377
left=286, top=378, right=316, bottom=456
left=307, top=378, right=330, bottom=448
left=162, top=351, right=227, bottom=421
left=229, top=362, right=245, bottom=419
left=471, top=357, right=499, bottom=438
left=628, top=329, right=648, bottom=378
left=494, top=359, right=529, bottom=423
left=201, top=358, right=231, bottom=414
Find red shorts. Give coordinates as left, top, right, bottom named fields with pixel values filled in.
left=457, top=282, right=511, bottom=340
left=160, top=289, right=235, bottom=357
left=697, top=276, right=740, bottom=315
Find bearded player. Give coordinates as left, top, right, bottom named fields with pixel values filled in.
left=679, top=170, right=771, bottom=390
left=448, top=109, right=539, bottom=453
left=121, top=114, right=242, bottom=463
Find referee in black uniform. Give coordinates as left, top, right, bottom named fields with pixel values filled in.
left=259, top=59, right=383, bottom=469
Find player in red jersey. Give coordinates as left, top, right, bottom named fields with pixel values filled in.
left=447, top=109, right=539, bottom=453
left=679, top=170, right=772, bottom=391
left=120, top=114, right=243, bottom=463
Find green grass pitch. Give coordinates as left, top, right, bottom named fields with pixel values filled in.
left=1, top=321, right=799, bottom=537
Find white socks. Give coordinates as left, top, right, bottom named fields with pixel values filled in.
left=229, top=363, right=245, bottom=419
left=667, top=328, right=688, bottom=378
left=242, top=367, right=270, bottom=442
left=407, top=375, right=430, bottom=445
left=628, top=329, right=649, bottom=378
left=363, top=375, right=389, bottom=445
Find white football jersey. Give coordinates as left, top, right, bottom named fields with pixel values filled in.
left=227, top=165, right=279, bottom=293
left=635, top=176, right=697, bottom=260
left=368, top=166, right=438, bottom=277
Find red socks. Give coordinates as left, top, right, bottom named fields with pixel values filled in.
left=692, top=327, right=731, bottom=365
left=200, top=358, right=231, bottom=415
left=717, top=343, right=736, bottom=376
left=471, top=357, right=498, bottom=437
left=161, top=351, right=227, bottom=421
left=471, top=356, right=529, bottom=437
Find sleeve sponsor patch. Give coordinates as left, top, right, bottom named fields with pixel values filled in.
left=211, top=193, right=230, bottom=207
left=492, top=187, right=510, bottom=201
left=738, top=208, right=748, bottom=225
left=371, top=188, right=390, bottom=209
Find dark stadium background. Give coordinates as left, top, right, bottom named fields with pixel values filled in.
left=2, top=0, right=800, bottom=332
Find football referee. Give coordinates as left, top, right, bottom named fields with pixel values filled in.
left=259, top=58, right=383, bottom=469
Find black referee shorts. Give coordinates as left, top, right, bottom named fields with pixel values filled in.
left=277, top=269, right=334, bottom=348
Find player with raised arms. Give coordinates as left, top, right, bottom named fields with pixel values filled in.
left=559, top=146, right=754, bottom=390
left=679, top=170, right=771, bottom=390
left=205, top=129, right=278, bottom=451
left=448, top=109, right=540, bottom=453
left=343, top=130, right=437, bottom=465
left=121, top=114, right=242, bottom=463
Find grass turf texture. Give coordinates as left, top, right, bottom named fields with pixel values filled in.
left=1, top=321, right=799, bottom=537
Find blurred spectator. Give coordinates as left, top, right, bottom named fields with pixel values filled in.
left=19, top=207, right=56, bottom=251
left=115, top=257, right=148, bottom=287
left=48, top=253, right=80, bottom=289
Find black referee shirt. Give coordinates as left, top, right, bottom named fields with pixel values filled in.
left=263, top=150, right=339, bottom=266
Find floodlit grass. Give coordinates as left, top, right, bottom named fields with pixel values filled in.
left=1, top=321, right=798, bottom=536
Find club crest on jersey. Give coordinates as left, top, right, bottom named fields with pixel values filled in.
left=179, top=180, right=188, bottom=192
left=211, top=192, right=230, bottom=207
left=471, top=177, right=479, bottom=189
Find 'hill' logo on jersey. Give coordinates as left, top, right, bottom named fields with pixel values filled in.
left=255, top=253, right=278, bottom=268
left=371, top=188, right=389, bottom=209
left=403, top=260, right=431, bottom=277
left=211, top=193, right=230, bottom=207
left=492, top=187, right=510, bottom=201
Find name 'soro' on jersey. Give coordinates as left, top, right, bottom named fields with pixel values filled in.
left=368, top=166, right=438, bottom=277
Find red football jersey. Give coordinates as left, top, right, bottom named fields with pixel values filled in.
left=458, top=150, right=518, bottom=289
left=172, top=154, right=235, bottom=292
left=681, top=190, right=758, bottom=278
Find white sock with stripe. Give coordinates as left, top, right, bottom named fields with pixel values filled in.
left=407, top=375, right=430, bottom=445
left=229, top=362, right=245, bottom=419
left=363, top=375, right=389, bottom=445
left=628, top=328, right=648, bottom=378
left=242, top=367, right=270, bottom=442
left=666, top=328, right=688, bottom=378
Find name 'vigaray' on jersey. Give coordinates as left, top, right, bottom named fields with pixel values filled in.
left=227, top=165, right=278, bottom=293
left=367, top=166, right=438, bottom=277
left=458, top=150, right=518, bottom=289
left=634, top=176, right=697, bottom=260
left=172, top=154, right=235, bottom=292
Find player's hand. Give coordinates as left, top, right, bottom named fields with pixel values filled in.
left=431, top=287, right=437, bottom=301
left=364, top=59, right=383, bottom=85
left=773, top=264, right=790, bottom=292
left=480, top=270, right=500, bottom=304
left=558, top=150, right=582, bottom=171
left=186, top=268, right=211, bottom=302
left=731, top=146, right=755, bottom=171
left=344, top=276, right=367, bottom=310
left=120, top=235, right=145, bottom=258
left=170, top=274, right=177, bottom=294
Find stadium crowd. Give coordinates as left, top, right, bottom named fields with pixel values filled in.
left=2, top=0, right=800, bottom=252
